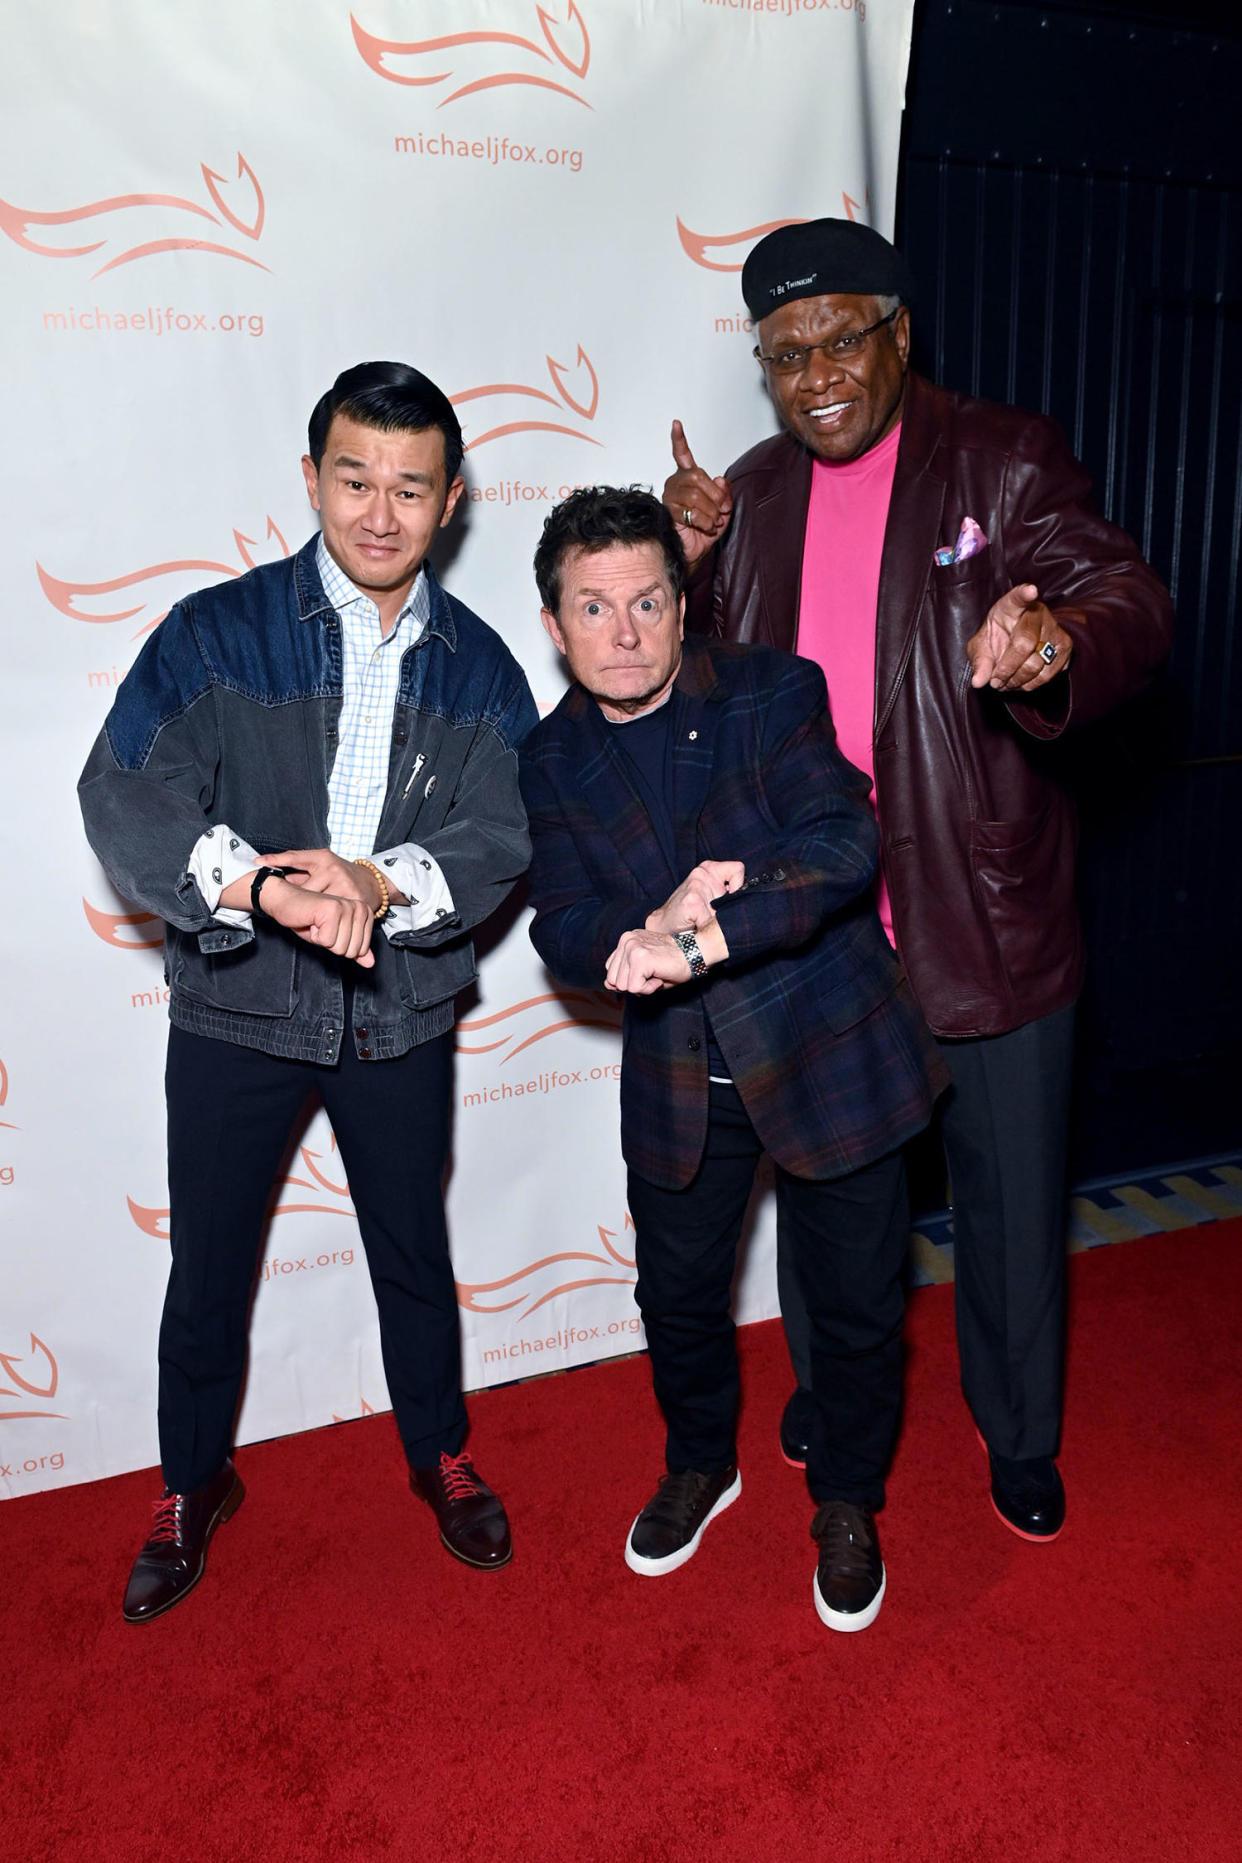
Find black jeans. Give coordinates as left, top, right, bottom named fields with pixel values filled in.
left=627, top=1082, right=909, bottom=1510
left=779, top=1005, right=1075, bottom=1461
left=158, top=1023, right=464, bottom=1492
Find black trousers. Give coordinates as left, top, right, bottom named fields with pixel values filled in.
left=778, top=1005, right=1075, bottom=1461
left=627, top=1081, right=910, bottom=1510
left=158, top=1023, right=465, bottom=1492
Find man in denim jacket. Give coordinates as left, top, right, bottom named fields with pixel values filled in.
left=80, top=361, right=537, bottom=1621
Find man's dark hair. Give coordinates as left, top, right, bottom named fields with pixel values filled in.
left=307, top=360, right=464, bottom=484
left=534, top=485, right=686, bottom=614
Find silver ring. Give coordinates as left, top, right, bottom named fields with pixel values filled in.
left=683, top=507, right=694, bottom=529
left=1038, top=641, right=1058, bottom=665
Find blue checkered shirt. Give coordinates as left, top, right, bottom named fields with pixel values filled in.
left=318, top=537, right=428, bottom=859
left=187, top=538, right=453, bottom=934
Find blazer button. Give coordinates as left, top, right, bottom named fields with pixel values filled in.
left=687, top=1036, right=701, bottom=1052
left=359, top=1046, right=373, bottom=1059
left=355, top=1027, right=368, bottom=1039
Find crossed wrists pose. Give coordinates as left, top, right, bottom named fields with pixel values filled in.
left=605, top=858, right=742, bottom=993
left=80, top=357, right=538, bottom=1625
left=522, top=483, right=948, bottom=1635
left=221, top=847, right=412, bottom=970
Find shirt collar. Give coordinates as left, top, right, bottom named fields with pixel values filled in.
left=315, top=535, right=430, bottom=639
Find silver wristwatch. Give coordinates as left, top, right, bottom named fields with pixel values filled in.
left=673, top=930, right=708, bottom=978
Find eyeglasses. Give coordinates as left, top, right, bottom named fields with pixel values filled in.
left=753, top=308, right=900, bottom=376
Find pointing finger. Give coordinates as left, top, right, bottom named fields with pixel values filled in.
left=671, top=419, right=697, bottom=472
left=993, top=583, right=1041, bottom=627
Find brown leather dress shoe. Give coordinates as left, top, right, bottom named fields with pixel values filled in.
left=122, top=1460, right=244, bottom=1624
left=411, top=1451, right=512, bottom=1569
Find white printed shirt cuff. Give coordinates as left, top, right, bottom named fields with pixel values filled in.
left=374, top=844, right=455, bottom=939
left=187, top=824, right=262, bottom=928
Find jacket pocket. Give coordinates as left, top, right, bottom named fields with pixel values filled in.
left=932, top=552, right=993, bottom=588
left=972, top=809, right=1051, bottom=856
left=171, top=930, right=298, bottom=1018
left=970, top=805, right=1074, bottom=990
left=815, top=925, right=904, bottom=1034
left=396, top=939, right=477, bottom=1011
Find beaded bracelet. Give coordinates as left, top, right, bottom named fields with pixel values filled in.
left=354, top=858, right=391, bottom=921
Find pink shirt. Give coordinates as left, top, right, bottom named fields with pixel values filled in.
left=797, top=422, right=901, bottom=945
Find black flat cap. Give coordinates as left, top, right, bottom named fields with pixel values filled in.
left=741, top=218, right=915, bottom=321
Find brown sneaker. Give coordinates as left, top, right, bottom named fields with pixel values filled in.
left=625, top=1466, right=741, bottom=1575
left=811, top=1500, right=886, bottom=1632
left=122, top=1461, right=244, bottom=1624
left=411, top=1451, right=512, bottom=1569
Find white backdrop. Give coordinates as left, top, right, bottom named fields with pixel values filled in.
left=0, top=0, right=914, bottom=1497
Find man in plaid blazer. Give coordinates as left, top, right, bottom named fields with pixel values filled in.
left=520, top=486, right=945, bottom=1631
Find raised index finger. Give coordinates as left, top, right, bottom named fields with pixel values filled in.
left=671, top=419, right=698, bottom=472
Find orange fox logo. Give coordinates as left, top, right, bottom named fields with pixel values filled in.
left=40, top=517, right=291, bottom=642
left=352, top=2, right=591, bottom=107
left=82, top=900, right=163, bottom=951
left=456, top=989, right=620, bottom=1063
left=0, top=1335, right=65, bottom=1420
left=676, top=194, right=869, bottom=273
left=457, top=1215, right=636, bottom=1318
left=0, top=153, right=267, bottom=275
left=451, top=345, right=601, bottom=450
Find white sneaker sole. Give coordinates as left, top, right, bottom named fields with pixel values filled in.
left=624, top=1469, right=742, bottom=1576
left=813, top=1562, right=886, bottom=1632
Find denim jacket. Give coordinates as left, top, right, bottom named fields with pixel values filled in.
left=79, top=536, right=538, bottom=1063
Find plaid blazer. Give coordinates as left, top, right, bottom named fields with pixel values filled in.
left=520, top=638, right=947, bottom=1190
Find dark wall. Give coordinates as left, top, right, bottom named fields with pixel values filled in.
left=895, top=0, right=1242, bottom=1182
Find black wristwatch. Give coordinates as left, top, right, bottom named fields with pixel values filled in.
left=250, top=865, right=304, bottom=915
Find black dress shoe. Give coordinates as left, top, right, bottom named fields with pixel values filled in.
left=811, top=1500, right=886, bottom=1632
left=411, top=1451, right=512, bottom=1568
left=987, top=1450, right=1066, bottom=1541
left=779, top=1387, right=815, bottom=1470
left=122, top=1461, right=244, bottom=1623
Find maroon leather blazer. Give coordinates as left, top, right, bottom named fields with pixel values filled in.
left=686, top=373, right=1174, bottom=1038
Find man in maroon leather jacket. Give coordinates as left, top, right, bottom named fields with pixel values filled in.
left=664, top=218, right=1173, bottom=1540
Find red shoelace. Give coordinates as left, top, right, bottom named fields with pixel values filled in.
left=438, top=1451, right=483, bottom=1501
left=147, top=1493, right=185, bottom=1545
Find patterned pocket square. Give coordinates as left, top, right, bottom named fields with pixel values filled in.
left=934, top=515, right=988, bottom=567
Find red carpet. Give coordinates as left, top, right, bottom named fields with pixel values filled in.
left=4, top=1220, right=1240, bottom=1863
